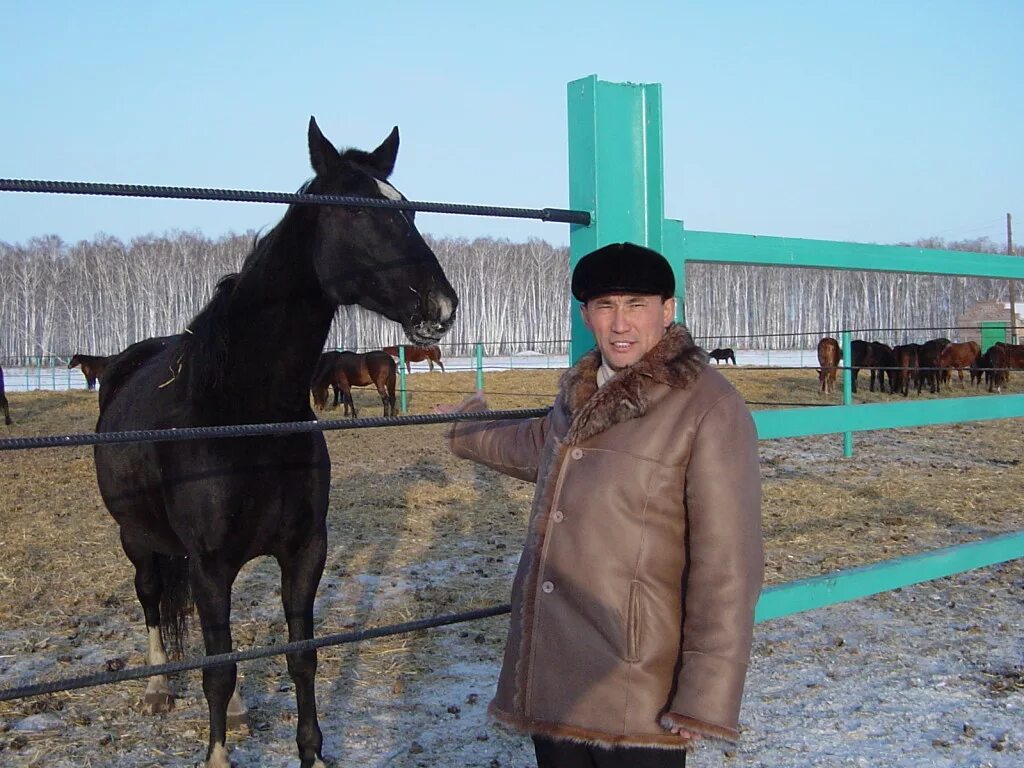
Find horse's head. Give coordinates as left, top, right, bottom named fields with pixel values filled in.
left=311, top=384, right=329, bottom=411
left=304, top=118, right=458, bottom=345
left=68, top=355, right=81, bottom=369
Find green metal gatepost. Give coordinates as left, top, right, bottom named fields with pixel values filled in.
left=841, top=330, right=853, bottom=456
left=475, top=344, right=484, bottom=393
left=398, top=347, right=407, bottom=414
left=567, top=75, right=667, bottom=364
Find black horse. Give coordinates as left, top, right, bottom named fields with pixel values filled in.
left=93, top=119, right=458, bottom=768
left=708, top=347, right=736, bottom=365
left=0, top=364, right=11, bottom=425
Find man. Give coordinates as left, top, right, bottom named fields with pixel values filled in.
left=445, top=242, right=763, bottom=767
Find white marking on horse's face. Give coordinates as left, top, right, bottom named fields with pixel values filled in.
left=375, top=179, right=404, bottom=201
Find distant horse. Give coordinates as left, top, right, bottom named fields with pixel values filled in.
left=708, top=347, right=736, bottom=365
left=817, top=337, right=841, bottom=394
left=312, top=351, right=345, bottom=409
left=382, top=343, right=445, bottom=372
left=850, top=340, right=894, bottom=393
left=972, top=346, right=996, bottom=389
left=311, top=350, right=396, bottom=417
left=92, top=119, right=457, bottom=768
left=988, top=342, right=1024, bottom=392
left=916, top=337, right=951, bottom=394
left=0, top=364, right=11, bottom=425
left=69, top=353, right=111, bottom=390
left=891, top=343, right=920, bottom=397
left=938, top=341, right=980, bottom=388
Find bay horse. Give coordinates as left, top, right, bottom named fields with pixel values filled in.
left=938, top=341, right=980, bottom=388
left=68, top=353, right=111, bottom=390
left=816, top=336, right=841, bottom=394
left=891, top=343, right=920, bottom=397
left=708, top=347, right=736, bottom=364
left=311, top=350, right=396, bottom=417
left=312, top=351, right=344, bottom=409
left=0, top=364, right=11, bottom=425
left=93, top=119, right=457, bottom=768
left=382, top=343, right=444, bottom=372
left=988, top=342, right=1024, bottom=392
left=916, top=337, right=951, bottom=394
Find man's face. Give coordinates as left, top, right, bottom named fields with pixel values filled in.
left=581, top=293, right=675, bottom=370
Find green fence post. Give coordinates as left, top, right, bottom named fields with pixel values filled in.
left=398, top=346, right=407, bottom=414
left=842, top=330, right=853, bottom=457
left=567, top=75, right=665, bottom=365
left=475, top=344, right=484, bottom=392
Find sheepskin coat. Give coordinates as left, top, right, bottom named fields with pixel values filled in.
left=449, top=324, right=763, bottom=749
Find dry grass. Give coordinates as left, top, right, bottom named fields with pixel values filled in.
left=1, top=368, right=1022, bottom=750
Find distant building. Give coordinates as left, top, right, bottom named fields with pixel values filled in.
left=956, top=301, right=1024, bottom=350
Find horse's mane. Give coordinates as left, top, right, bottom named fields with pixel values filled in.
left=311, top=352, right=339, bottom=390
left=175, top=273, right=240, bottom=401
left=174, top=200, right=311, bottom=401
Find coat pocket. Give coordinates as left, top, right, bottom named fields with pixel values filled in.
left=625, top=580, right=643, bottom=663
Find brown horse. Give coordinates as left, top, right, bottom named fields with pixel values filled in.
left=382, top=344, right=444, bottom=373
left=891, top=343, right=920, bottom=397
left=938, top=341, right=980, bottom=388
left=988, top=342, right=1024, bottom=392
left=69, top=353, right=111, bottom=390
left=0, top=364, right=11, bottom=425
left=816, top=337, right=841, bottom=394
left=915, top=337, right=951, bottom=394
left=311, top=350, right=397, bottom=417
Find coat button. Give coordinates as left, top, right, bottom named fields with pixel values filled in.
left=541, top=581, right=554, bottom=594
left=552, top=510, right=564, bottom=523
left=570, top=448, right=583, bottom=460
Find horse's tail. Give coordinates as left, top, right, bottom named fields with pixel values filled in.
left=157, top=554, right=194, bottom=659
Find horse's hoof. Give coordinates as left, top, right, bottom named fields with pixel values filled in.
left=142, top=690, right=175, bottom=715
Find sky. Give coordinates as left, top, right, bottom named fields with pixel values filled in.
left=1, top=1, right=1021, bottom=251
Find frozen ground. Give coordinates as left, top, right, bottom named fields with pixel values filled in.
left=2, top=559, right=1020, bottom=767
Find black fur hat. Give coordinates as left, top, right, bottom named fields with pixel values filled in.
left=571, top=242, right=675, bottom=302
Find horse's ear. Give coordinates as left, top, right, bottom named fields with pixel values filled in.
left=308, top=116, right=339, bottom=177
left=366, top=126, right=399, bottom=179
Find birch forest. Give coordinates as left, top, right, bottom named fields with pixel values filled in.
left=0, top=232, right=1019, bottom=360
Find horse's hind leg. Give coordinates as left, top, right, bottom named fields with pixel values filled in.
left=121, top=536, right=175, bottom=714
left=191, top=560, right=241, bottom=768
left=277, top=528, right=327, bottom=768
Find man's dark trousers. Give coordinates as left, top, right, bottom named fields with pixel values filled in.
left=533, top=736, right=687, bottom=768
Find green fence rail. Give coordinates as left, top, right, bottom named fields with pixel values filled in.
left=566, top=74, right=1024, bottom=622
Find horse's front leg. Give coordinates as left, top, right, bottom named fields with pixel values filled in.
left=191, top=561, right=240, bottom=768
left=278, top=525, right=327, bottom=768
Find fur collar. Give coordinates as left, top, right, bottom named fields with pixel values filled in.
left=559, top=324, right=707, bottom=445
